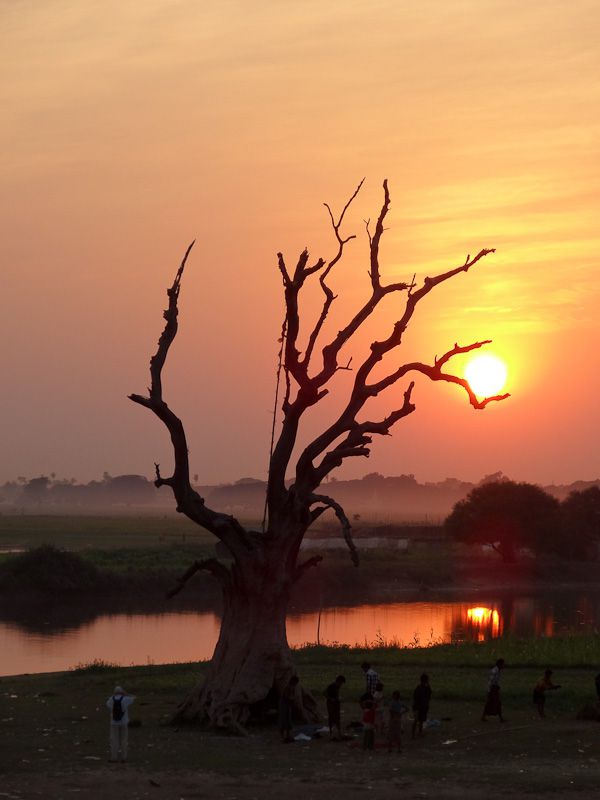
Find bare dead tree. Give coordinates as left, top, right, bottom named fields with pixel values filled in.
left=129, top=180, right=509, bottom=729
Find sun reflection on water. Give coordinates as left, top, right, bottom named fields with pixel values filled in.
left=465, top=606, right=502, bottom=641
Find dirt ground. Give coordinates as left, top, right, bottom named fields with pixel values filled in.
left=2, top=716, right=599, bottom=800
left=0, top=766, right=595, bottom=800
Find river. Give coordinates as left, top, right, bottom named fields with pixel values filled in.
left=1, top=591, right=598, bottom=677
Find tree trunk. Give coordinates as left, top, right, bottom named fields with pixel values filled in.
left=173, top=553, right=317, bottom=731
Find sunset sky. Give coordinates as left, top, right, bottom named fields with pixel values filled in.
left=2, top=0, right=599, bottom=487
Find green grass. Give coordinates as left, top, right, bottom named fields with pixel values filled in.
left=293, top=635, right=600, bottom=669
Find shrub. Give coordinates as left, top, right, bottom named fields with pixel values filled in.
left=0, top=544, right=103, bottom=591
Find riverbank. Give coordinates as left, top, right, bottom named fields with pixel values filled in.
left=1, top=536, right=599, bottom=609
left=1, top=640, right=599, bottom=799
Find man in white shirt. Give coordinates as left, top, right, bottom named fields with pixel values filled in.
left=106, top=685, right=136, bottom=762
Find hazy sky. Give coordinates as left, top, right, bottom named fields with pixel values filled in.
left=2, top=0, right=599, bottom=486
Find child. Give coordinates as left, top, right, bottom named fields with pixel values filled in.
left=412, top=673, right=432, bottom=738
left=387, top=690, right=404, bottom=753
left=373, top=681, right=385, bottom=734
left=532, top=669, right=561, bottom=717
left=362, top=699, right=376, bottom=750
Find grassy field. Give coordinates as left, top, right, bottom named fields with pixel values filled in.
left=0, top=514, right=458, bottom=599
left=0, top=513, right=214, bottom=551
left=0, top=640, right=598, bottom=799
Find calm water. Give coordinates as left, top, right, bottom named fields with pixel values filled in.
left=1, top=593, right=598, bottom=677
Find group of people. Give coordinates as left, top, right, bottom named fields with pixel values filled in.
left=107, top=663, right=600, bottom=760
left=323, top=662, right=432, bottom=752
left=481, top=658, right=564, bottom=722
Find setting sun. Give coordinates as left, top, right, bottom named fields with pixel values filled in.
left=464, top=354, right=508, bottom=398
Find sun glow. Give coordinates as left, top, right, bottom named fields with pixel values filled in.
left=464, top=353, right=508, bottom=397
left=466, top=606, right=502, bottom=640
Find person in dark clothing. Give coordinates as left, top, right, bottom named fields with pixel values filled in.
left=595, top=673, right=600, bottom=700
left=325, top=675, right=346, bottom=740
left=532, top=669, right=561, bottom=718
left=412, top=673, right=432, bottom=738
left=387, top=690, right=405, bottom=753
left=278, top=675, right=300, bottom=742
left=482, top=658, right=505, bottom=722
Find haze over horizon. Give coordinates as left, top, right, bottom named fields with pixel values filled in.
left=2, top=1, right=599, bottom=487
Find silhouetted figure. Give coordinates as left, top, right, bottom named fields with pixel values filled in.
left=106, top=685, right=135, bottom=763
left=373, top=681, right=385, bottom=733
left=532, top=669, right=561, bottom=717
left=482, top=658, right=505, bottom=722
left=361, top=661, right=379, bottom=695
left=325, top=675, right=346, bottom=740
left=595, top=673, right=600, bottom=700
left=359, top=690, right=374, bottom=709
left=362, top=699, right=376, bottom=750
left=278, top=675, right=300, bottom=742
left=412, top=673, right=432, bottom=738
left=387, top=690, right=405, bottom=753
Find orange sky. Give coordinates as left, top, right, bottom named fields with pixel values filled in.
left=2, top=1, right=599, bottom=486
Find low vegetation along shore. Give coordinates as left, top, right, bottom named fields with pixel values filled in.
left=1, top=639, right=599, bottom=799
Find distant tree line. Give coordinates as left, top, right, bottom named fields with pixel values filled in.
left=0, top=473, right=156, bottom=508
left=445, top=480, right=600, bottom=562
left=1, top=471, right=599, bottom=524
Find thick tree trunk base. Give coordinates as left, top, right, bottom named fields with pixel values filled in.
left=171, top=584, right=319, bottom=732
left=172, top=679, right=319, bottom=733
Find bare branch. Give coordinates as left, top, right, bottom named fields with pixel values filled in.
left=166, top=558, right=231, bottom=599
left=153, top=462, right=174, bottom=490
left=277, top=252, right=291, bottom=287
left=293, top=554, right=323, bottom=582
left=368, top=179, right=390, bottom=290
left=302, top=180, right=364, bottom=370
left=311, top=383, right=416, bottom=486
left=412, top=249, right=496, bottom=303
left=129, top=243, right=251, bottom=558
left=370, top=342, right=510, bottom=410
left=313, top=182, right=412, bottom=387
left=310, top=493, right=359, bottom=566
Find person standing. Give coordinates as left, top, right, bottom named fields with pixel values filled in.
left=387, top=690, right=405, bottom=753
left=481, top=658, right=505, bottom=722
left=373, top=681, right=385, bottom=734
left=412, top=673, right=432, bottom=738
left=106, top=685, right=135, bottom=763
left=362, top=699, right=376, bottom=750
left=278, top=675, right=300, bottom=742
left=361, top=662, right=379, bottom=696
left=325, top=675, right=346, bottom=740
left=532, top=669, right=561, bottom=717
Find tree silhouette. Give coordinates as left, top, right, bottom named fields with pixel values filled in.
left=130, top=179, right=508, bottom=728
left=445, top=480, right=560, bottom=562
left=560, top=486, right=600, bottom=558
